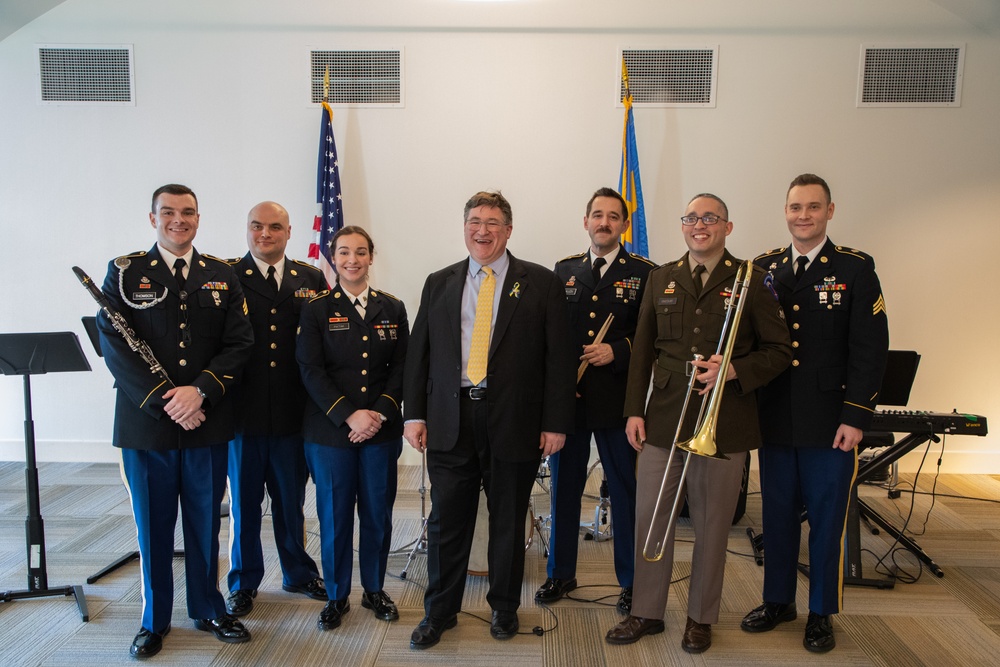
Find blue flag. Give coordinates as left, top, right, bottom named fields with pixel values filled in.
left=618, top=61, right=649, bottom=258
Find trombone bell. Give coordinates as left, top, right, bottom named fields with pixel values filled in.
left=675, top=430, right=730, bottom=460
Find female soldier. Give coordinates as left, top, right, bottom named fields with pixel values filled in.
left=297, top=226, right=408, bottom=630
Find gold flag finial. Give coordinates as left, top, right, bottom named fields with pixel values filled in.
left=323, top=65, right=330, bottom=102
left=621, top=57, right=630, bottom=97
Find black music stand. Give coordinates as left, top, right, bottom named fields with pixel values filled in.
left=79, top=317, right=185, bottom=584
left=0, top=332, right=90, bottom=621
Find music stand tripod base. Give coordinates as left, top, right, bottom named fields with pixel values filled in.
left=0, top=331, right=93, bottom=621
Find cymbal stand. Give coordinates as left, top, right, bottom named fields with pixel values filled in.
left=531, top=456, right=553, bottom=557
left=399, top=449, right=429, bottom=579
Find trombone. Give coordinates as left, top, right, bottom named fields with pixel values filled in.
left=641, top=260, right=754, bottom=562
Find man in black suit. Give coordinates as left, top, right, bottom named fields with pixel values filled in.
left=538, top=188, right=655, bottom=613
left=741, top=174, right=889, bottom=653
left=225, top=201, right=328, bottom=618
left=403, top=190, right=576, bottom=649
left=97, top=184, right=254, bottom=659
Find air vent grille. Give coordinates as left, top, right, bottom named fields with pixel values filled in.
left=310, top=50, right=402, bottom=106
left=859, top=45, right=963, bottom=107
left=38, top=45, right=133, bottom=104
left=621, top=48, right=718, bottom=107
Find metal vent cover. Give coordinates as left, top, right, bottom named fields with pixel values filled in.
left=37, top=44, right=134, bottom=105
left=858, top=45, right=964, bottom=107
left=619, top=47, right=718, bottom=108
left=310, top=49, right=403, bottom=107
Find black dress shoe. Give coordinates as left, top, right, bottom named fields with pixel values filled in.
left=410, top=615, right=458, bottom=649
left=194, top=615, right=251, bottom=643
left=534, top=577, right=577, bottom=603
left=616, top=587, right=633, bottom=614
left=225, top=589, right=257, bottom=617
left=282, top=577, right=327, bottom=601
left=804, top=612, right=836, bottom=653
left=740, top=601, right=797, bottom=632
left=681, top=617, right=712, bottom=654
left=490, top=610, right=519, bottom=640
left=317, top=598, right=351, bottom=630
left=130, top=626, right=169, bottom=659
left=361, top=590, right=399, bottom=621
left=605, top=615, right=665, bottom=645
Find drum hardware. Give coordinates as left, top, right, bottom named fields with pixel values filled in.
left=398, top=449, right=429, bottom=579
left=581, top=460, right=613, bottom=542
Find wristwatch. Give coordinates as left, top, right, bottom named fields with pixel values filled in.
left=195, top=387, right=207, bottom=400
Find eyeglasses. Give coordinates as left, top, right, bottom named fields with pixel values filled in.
left=465, top=219, right=506, bottom=232
left=680, top=214, right=726, bottom=226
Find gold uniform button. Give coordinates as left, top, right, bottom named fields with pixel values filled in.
left=362, top=352, right=368, bottom=358
left=270, top=325, right=277, bottom=332
left=362, top=335, right=369, bottom=341
left=792, top=305, right=800, bottom=312
left=793, top=323, right=800, bottom=330
left=590, top=312, right=596, bottom=319
left=270, top=308, right=277, bottom=315
left=361, top=370, right=368, bottom=375
left=695, top=308, right=703, bottom=315
left=270, top=343, right=277, bottom=350
left=592, top=295, right=599, bottom=302
left=270, top=361, right=277, bottom=368
left=792, top=359, right=800, bottom=367
left=792, top=341, right=799, bottom=348
left=693, top=327, right=701, bottom=334
left=691, top=346, right=698, bottom=353
left=588, top=330, right=595, bottom=337
left=179, top=359, right=187, bottom=367
left=361, top=387, right=367, bottom=393
left=179, top=342, right=186, bottom=348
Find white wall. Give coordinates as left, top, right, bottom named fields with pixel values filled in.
left=2, top=0, right=998, bottom=472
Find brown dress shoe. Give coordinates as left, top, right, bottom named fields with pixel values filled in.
left=681, top=617, right=712, bottom=653
left=605, top=615, right=665, bottom=645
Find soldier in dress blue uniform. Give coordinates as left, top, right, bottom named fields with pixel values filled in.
left=296, top=226, right=409, bottom=631
left=224, top=202, right=328, bottom=618
left=741, top=174, right=889, bottom=653
left=536, top=188, right=655, bottom=614
left=96, top=184, right=254, bottom=659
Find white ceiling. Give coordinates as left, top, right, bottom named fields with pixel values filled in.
left=3, top=0, right=999, bottom=43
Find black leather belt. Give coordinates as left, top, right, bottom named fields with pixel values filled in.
left=463, top=386, right=487, bottom=400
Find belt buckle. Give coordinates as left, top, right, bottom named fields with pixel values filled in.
left=468, top=387, right=486, bottom=400
left=684, top=361, right=695, bottom=377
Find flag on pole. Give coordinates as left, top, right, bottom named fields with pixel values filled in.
left=618, top=59, right=649, bottom=258
left=308, top=74, right=343, bottom=288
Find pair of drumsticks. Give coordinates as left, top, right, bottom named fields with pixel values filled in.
left=577, top=314, right=614, bottom=383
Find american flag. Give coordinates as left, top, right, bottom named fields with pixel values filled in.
left=308, top=100, right=343, bottom=287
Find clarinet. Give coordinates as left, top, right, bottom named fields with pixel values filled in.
left=72, top=265, right=175, bottom=387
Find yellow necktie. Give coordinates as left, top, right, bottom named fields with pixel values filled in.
left=467, top=266, right=494, bottom=386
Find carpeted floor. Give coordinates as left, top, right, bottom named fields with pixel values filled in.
left=1, top=460, right=999, bottom=666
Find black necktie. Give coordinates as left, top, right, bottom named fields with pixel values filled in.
left=353, top=297, right=365, bottom=318
left=692, top=264, right=706, bottom=297
left=266, top=265, right=278, bottom=295
left=795, top=256, right=808, bottom=282
left=591, top=256, right=606, bottom=285
left=173, top=258, right=186, bottom=289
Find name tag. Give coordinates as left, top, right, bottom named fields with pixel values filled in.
left=328, top=317, right=349, bottom=331
left=132, top=291, right=158, bottom=301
